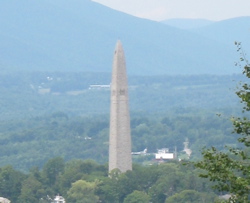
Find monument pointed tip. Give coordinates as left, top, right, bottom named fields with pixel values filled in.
left=114, top=40, right=124, bottom=55
left=116, top=40, right=123, bottom=48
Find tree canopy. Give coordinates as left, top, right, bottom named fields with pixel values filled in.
left=195, top=42, right=250, bottom=202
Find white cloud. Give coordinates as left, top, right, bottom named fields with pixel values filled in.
left=92, top=0, right=250, bottom=21
left=135, top=7, right=168, bottom=21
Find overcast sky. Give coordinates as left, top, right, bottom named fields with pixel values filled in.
left=92, top=0, right=250, bottom=21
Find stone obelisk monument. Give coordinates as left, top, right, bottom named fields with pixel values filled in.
left=109, top=40, right=132, bottom=173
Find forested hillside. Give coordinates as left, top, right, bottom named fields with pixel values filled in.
left=0, top=71, right=242, bottom=119
left=0, top=110, right=236, bottom=171
left=0, top=71, right=242, bottom=171
left=0, top=71, right=244, bottom=203
left=0, top=158, right=220, bottom=202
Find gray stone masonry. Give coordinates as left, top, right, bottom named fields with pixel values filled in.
left=109, top=40, right=132, bottom=173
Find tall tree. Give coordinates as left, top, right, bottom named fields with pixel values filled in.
left=0, top=166, right=26, bottom=202
left=124, top=190, right=150, bottom=203
left=42, top=157, right=65, bottom=187
left=67, top=180, right=99, bottom=203
left=195, top=42, right=250, bottom=202
left=165, top=190, right=217, bottom=203
left=18, top=176, right=45, bottom=203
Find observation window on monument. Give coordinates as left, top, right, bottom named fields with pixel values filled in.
left=119, top=89, right=125, bottom=95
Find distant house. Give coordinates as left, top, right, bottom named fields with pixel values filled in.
left=155, top=148, right=174, bottom=160
left=0, top=197, right=11, bottom=203
left=219, top=194, right=231, bottom=200
left=52, top=195, right=66, bottom=203
left=89, top=84, right=110, bottom=90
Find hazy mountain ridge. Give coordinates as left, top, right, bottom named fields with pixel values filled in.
left=161, top=18, right=214, bottom=29
left=162, top=16, right=250, bottom=53
left=190, top=17, right=250, bottom=51
left=0, top=0, right=247, bottom=75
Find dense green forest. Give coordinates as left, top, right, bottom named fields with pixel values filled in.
left=0, top=71, right=245, bottom=202
left=0, top=158, right=220, bottom=202
left=0, top=110, right=236, bottom=171
left=0, top=71, right=243, bottom=119
left=0, top=71, right=243, bottom=170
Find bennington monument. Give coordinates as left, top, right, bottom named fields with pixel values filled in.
left=109, top=40, right=132, bottom=173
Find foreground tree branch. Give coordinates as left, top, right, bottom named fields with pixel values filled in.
left=195, top=43, right=250, bottom=203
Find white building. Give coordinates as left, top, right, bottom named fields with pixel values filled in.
left=155, top=148, right=174, bottom=160
left=52, top=195, right=66, bottom=203
left=0, top=197, right=11, bottom=203
left=89, top=84, right=110, bottom=90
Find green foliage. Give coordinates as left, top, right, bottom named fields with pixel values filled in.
left=0, top=159, right=217, bottom=203
left=124, top=190, right=150, bottom=203
left=0, top=71, right=242, bottom=120
left=195, top=43, right=250, bottom=202
left=58, top=159, right=107, bottom=195
left=0, top=108, right=237, bottom=172
left=18, top=176, right=45, bottom=203
left=0, top=71, right=246, bottom=202
left=0, top=165, right=26, bottom=202
left=42, top=157, right=65, bottom=187
left=165, top=190, right=217, bottom=203
left=67, top=180, right=99, bottom=203
left=96, top=176, right=120, bottom=202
